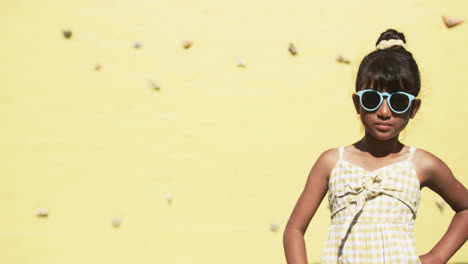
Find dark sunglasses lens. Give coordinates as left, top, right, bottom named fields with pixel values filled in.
left=389, top=93, right=410, bottom=112
left=361, top=91, right=381, bottom=110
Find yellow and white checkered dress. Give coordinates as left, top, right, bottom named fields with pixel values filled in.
left=321, top=146, right=421, bottom=264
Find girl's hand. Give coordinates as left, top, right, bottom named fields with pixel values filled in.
left=419, top=252, right=444, bottom=264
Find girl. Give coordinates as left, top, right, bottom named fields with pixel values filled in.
left=283, top=29, right=468, bottom=264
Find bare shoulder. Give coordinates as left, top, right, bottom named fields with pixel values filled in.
left=300, top=148, right=340, bottom=194
left=412, top=148, right=449, bottom=186
left=309, top=148, right=340, bottom=180
left=412, top=147, right=468, bottom=212
left=318, top=148, right=340, bottom=164
left=412, top=148, right=445, bottom=171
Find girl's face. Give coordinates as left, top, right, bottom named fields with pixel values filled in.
left=352, top=88, right=421, bottom=141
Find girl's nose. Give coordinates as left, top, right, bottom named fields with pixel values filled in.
left=377, top=98, right=392, bottom=119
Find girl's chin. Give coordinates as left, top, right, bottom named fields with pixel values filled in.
left=365, top=129, right=400, bottom=141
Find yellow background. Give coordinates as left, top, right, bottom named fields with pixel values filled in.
left=1, top=0, right=467, bottom=263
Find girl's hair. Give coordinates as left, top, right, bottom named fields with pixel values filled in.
left=355, top=29, right=421, bottom=96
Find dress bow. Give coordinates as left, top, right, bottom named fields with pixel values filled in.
left=339, top=174, right=387, bottom=240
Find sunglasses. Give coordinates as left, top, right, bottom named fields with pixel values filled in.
left=356, top=89, right=416, bottom=114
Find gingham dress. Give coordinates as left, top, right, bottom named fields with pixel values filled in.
left=321, top=147, right=421, bottom=264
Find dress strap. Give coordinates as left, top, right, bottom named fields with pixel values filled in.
left=338, top=147, right=344, bottom=161
left=407, top=146, right=416, bottom=161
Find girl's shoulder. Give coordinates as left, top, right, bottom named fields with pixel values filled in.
left=412, top=147, right=468, bottom=211
left=411, top=147, right=454, bottom=187
left=411, top=147, right=446, bottom=170
left=317, top=148, right=341, bottom=164
left=313, top=148, right=341, bottom=177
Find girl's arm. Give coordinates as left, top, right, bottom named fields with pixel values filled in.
left=283, top=149, right=337, bottom=264
left=415, top=150, right=468, bottom=263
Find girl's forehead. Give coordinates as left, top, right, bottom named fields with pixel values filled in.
left=368, top=86, right=392, bottom=92
left=359, top=76, right=407, bottom=93
left=358, top=83, right=401, bottom=93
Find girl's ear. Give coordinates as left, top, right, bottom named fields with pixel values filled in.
left=410, top=98, right=421, bottom=119
left=352, top=94, right=360, bottom=114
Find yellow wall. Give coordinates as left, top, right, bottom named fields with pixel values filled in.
left=1, top=0, right=467, bottom=263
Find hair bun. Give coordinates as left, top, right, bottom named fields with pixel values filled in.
left=375, top=29, right=407, bottom=49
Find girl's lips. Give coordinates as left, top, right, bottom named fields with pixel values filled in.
left=375, top=123, right=392, bottom=131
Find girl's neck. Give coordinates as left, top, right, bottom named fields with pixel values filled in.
left=355, top=134, right=404, bottom=158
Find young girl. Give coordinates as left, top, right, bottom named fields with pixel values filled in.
left=283, top=29, right=468, bottom=264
